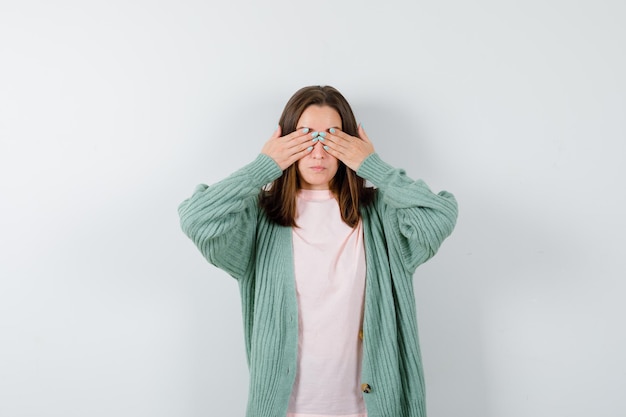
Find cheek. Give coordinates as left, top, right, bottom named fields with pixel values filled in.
left=329, top=156, right=339, bottom=174
left=295, top=160, right=304, bottom=176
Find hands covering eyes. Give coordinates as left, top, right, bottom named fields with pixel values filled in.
left=261, top=126, right=313, bottom=171
left=261, top=125, right=375, bottom=171
left=321, top=125, right=375, bottom=171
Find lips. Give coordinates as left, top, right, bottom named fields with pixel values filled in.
left=310, top=166, right=325, bottom=172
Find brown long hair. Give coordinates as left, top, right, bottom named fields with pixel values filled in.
left=259, top=85, right=374, bottom=227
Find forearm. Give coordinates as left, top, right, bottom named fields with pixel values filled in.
left=179, top=154, right=282, bottom=234
left=357, top=153, right=457, bottom=212
left=358, top=153, right=458, bottom=269
left=178, top=154, right=282, bottom=276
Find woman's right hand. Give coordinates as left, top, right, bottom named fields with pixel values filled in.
left=261, top=126, right=314, bottom=171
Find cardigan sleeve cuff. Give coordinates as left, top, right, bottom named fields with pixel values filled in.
left=356, top=153, right=396, bottom=186
left=245, top=153, right=284, bottom=188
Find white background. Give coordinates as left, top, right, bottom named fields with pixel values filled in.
left=1, top=0, right=625, bottom=416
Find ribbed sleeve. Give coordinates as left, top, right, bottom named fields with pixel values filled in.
left=178, top=154, right=283, bottom=279
left=357, top=153, right=458, bottom=273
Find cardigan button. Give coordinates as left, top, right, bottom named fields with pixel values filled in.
left=361, top=383, right=372, bottom=393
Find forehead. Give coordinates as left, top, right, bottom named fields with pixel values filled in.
left=297, top=105, right=342, bottom=129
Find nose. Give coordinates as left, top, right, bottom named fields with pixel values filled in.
left=310, top=141, right=325, bottom=158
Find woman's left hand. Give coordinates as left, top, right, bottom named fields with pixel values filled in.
left=323, top=124, right=375, bottom=171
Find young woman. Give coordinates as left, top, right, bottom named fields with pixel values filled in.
left=178, top=86, right=458, bottom=417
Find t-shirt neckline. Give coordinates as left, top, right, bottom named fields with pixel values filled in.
left=297, top=189, right=334, bottom=201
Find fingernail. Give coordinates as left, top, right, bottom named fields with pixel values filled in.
left=311, top=131, right=319, bottom=138
left=307, top=146, right=313, bottom=152
left=318, top=137, right=325, bottom=142
left=329, top=128, right=336, bottom=134
left=312, top=137, right=319, bottom=143
left=318, top=132, right=327, bottom=137
left=302, top=127, right=310, bottom=133
left=323, top=145, right=329, bottom=151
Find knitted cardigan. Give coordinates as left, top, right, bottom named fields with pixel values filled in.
left=178, top=153, right=458, bottom=417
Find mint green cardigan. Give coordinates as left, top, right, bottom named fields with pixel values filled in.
left=178, top=153, right=458, bottom=417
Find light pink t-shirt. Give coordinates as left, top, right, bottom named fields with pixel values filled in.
left=287, top=189, right=367, bottom=417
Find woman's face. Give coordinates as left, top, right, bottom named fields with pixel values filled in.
left=295, top=105, right=341, bottom=190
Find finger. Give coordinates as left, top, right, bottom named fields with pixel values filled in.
left=285, top=135, right=316, bottom=155
left=286, top=144, right=315, bottom=166
left=286, top=131, right=319, bottom=153
left=320, top=133, right=349, bottom=154
left=286, top=131, right=316, bottom=152
left=328, top=128, right=363, bottom=148
left=271, top=125, right=282, bottom=140
left=321, top=142, right=346, bottom=162
left=324, top=133, right=352, bottom=152
left=281, top=133, right=313, bottom=157
left=326, top=128, right=353, bottom=141
left=283, top=127, right=312, bottom=141
left=358, top=124, right=371, bottom=143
